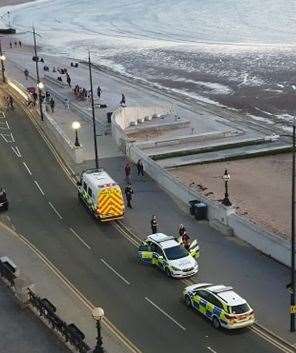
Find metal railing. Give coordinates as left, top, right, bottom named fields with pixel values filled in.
left=27, top=289, right=91, bottom=353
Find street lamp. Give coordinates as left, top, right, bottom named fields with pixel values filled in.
left=37, top=81, right=44, bottom=90
left=222, top=169, right=232, bottom=206
left=92, top=307, right=104, bottom=353
left=72, top=121, right=81, bottom=147
left=88, top=51, right=99, bottom=169
left=32, top=26, right=44, bottom=121
left=0, top=41, right=6, bottom=83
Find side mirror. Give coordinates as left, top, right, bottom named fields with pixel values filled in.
left=158, top=255, right=164, bottom=260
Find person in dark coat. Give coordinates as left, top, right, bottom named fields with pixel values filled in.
left=125, top=162, right=131, bottom=183
left=66, top=73, right=71, bottom=87
left=136, top=159, right=144, bottom=176
left=120, top=93, right=126, bottom=107
left=97, top=86, right=102, bottom=98
left=124, top=184, right=133, bottom=209
left=182, top=231, right=191, bottom=251
left=150, top=215, right=158, bottom=234
left=49, top=97, right=55, bottom=113
left=178, top=224, right=186, bottom=237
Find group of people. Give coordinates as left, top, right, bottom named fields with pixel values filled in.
left=9, top=41, right=22, bottom=48
left=150, top=216, right=191, bottom=250
left=123, top=159, right=145, bottom=209
left=73, top=85, right=89, bottom=101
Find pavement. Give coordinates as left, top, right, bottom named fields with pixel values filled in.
left=0, top=280, right=71, bottom=353
left=0, top=43, right=294, bottom=353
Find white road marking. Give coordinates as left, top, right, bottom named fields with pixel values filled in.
left=12, top=146, right=22, bottom=158
left=1, top=132, right=14, bottom=143
left=23, top=162, right=32, bottom=174
left=48, top=202, right=63, bottom=220
left=207, top=347, right=217, bottom=353
left=100, top=258, right=130, bottom=285
left=69, top=227, right=91, bottom=249
left=34, top=180, right=45, bottom=196
left=0, top=121, right=10, bottom=130
left=145, top=297, right=186, bottom=331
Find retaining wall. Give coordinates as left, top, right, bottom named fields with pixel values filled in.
left=112, top=106, right=294, bottom=267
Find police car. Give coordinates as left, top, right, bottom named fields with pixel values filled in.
left=183, top=283, right=255, bottom=329
left=138, top=233, right=199, bottom=278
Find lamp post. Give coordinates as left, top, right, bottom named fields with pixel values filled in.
left=32, top=26, right=44, bottom=121
left=88, top=51, right=99, bottom=169
left=290, top=122, right=296, bottom=332
left=92, top=307, right=104, bottom=353
left=72, top=121, right=81, bottom=147
left=0, top=41, right=6, bottom=83
left=222, top=169, right=231, bottom=206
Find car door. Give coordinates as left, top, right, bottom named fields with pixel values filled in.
left=138, top=242, right=153, bottom=263
left=193, top=290, right=209, bottom=316
left=189, top=240, right=199, bottom=258
left=151, top=243, right=166, bottom=268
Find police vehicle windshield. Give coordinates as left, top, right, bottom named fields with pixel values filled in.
left=164, top=245, right=188, bottom=260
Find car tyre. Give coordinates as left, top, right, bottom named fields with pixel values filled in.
left=184, top=295, right=192, bottom=308
left=212, top=316, right=221, bottom=329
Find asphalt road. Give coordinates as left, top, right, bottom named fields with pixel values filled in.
left=0, top=96, right=287, bottom=353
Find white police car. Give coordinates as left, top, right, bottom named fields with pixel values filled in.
left=138, top=233, right=199, bottom=278
left=183, top=283, right=255, bottom=329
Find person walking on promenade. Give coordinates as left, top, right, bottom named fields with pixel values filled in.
left=18, top=41, right=22, bottom=48
left=120, top=93, right=126, bottom=107
left=8, top=95, right=14, bottom=111
left=97, top=85, right=102, bottom=99
left=64, top=97, right=70, bottom=110
left=125, top=183, right=134, bottom=209
left=136, top=159, right=144, bottom=176
left=9, top=42, right=12, bottom=49
left=24, top=69, right=29, bottom=80
left=125, top=162, right=131, bottom=183
left=49, top=97, right=55, bottom=113
left=66, top=73, right=71, bottom=88
left=150, top=215, right=158, bottom=234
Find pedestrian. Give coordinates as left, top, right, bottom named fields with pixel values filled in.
left=8, top=95, right=14, bottom=110
left=124, top=183, right=134, bottom=209
left=64, top=97, right=70, bottom=110
left=136, top=159, right=144, bottom=176
left=178, top=224, right=186, bottom=238
left=66, top=73, right=71, bottom=88
left=49, top=97, right=55, bottom=113
left=97, top=85, right=102, bottom=98
left=9, top=42, right=12, bottom=49
left=120, top=93, right=126, bottom=107
left=124, top=162, right=131, bottom=183
left=18, top=40, right=22, bottom=48
left=14, top=41, right=17, bottom=47
left=150, top=215, right=158, bottom=234
left=32, top=92, right=38, bottom=105
left=182, top=231, right=191, bottom=251
left=24, top=69, right=29, bottom=80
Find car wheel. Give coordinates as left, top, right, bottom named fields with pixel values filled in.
left=212, top=316, right=221, bottom=329
left=165, top=267, right=172, bottom=278
left=184, top=295, right=192, bottom=308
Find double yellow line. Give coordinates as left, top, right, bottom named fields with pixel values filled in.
left=0, top=220, right=142, bottom=353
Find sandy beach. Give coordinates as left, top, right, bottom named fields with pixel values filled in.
left=171, top=154, right=292, bottom=238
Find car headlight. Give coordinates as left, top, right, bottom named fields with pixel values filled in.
left=171, top=266, right=180, bottom=272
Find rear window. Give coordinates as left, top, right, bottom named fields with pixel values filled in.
left=231, top=303, right=250, bottom=314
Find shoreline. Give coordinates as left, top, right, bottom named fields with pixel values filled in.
left=0, top=0, right=36, bottom=6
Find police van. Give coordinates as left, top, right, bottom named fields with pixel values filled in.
left=77, top=169, right=125, bottom=222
